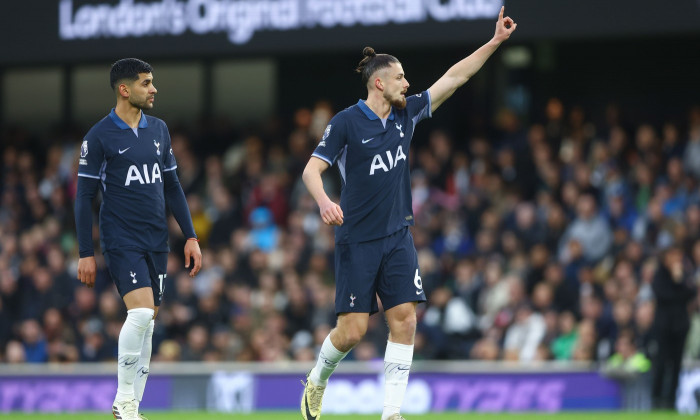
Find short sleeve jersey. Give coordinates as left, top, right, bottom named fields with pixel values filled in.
left=77, top=109, right=177, bottom=253
left=312, top=91, right=431, bottom=244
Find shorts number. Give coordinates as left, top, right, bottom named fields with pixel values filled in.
left=158, top=274, right=167, bottom=295
left=413, top=269, right=423, bottom=290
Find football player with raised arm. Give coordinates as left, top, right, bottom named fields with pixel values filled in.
left=74, top=58, right=202, bottom=420
left=301, top=8, right=516, bottom=420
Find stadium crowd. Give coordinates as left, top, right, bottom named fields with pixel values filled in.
left=1, top=99, right=699, bottom=376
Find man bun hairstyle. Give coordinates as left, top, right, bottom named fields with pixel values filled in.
left=355, top=46, right=399, bottom=86
left=110, top=58, right=153, bottom=90
left=362, top=46, right=377, bottom=58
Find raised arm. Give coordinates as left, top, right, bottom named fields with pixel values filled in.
left=428, top=6, right=517, bottom=113
left=302, top=156, right=344, bottom=226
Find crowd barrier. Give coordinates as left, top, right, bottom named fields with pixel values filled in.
left=1, top=361, right=699, bottom=414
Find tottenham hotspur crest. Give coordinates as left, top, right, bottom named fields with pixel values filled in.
left=154, top=139, right=161, bottom=155
left=130, top=271, right=137, bottom=284
left=349, top=293, right=356, bottom=308
left=395, top=123, right=404, bottom=138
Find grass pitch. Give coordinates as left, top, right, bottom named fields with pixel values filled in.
left=6, top=411, right=684, bottom=420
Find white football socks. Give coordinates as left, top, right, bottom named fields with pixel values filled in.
left=115, top=308, right=154, bottom=403
left=133, top=319, right=154, bottom=402
left=382, top=341, right=414, bottom=420
left=309, top=334, right=349, bottom=386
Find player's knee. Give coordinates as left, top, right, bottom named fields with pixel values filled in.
left=389, top=309, right=417, bottom=336
left=336, top=319, right=368, bottom=347
left=397, top=315, right=417, bottom=336
left=126, top=307, right=155, bottom=331
left=344, top=328, right=367, bottom=347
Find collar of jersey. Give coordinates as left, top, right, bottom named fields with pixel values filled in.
left=109, top=108, right=149, bottom=130
left=357, top=100, right=394, bottom=121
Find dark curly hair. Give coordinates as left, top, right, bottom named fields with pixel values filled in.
left=110, top=58, right=153, bottom=90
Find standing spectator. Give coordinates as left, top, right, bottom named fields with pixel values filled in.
left=651, top=246, right=697, bottom=409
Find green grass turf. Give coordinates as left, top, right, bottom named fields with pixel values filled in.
left=5, top=412, right=684, bottom=420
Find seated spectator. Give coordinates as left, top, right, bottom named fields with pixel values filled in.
left=603, top=331, right=650, bottom=378
left=503, top=303, right=546, bottom=362
left=559, top=193, right=612, bottom=264
left=551, top=311, right=578, bottom=360
left=603, top=331, right=652, bottom=411
left=20, top=319, right=48, bottom=363
left=4, top=340, right=26, bottom=363
left=248, top=206, right=279, bottom=253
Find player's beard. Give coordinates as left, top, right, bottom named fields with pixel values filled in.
left=130, top=96, right=154, bottom=110
left=391, top=96, right=407, bottom=109
left=386, top=91, right=407, bottom=109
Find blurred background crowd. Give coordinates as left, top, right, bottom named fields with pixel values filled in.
left=2, top=97, right=700, bottom=377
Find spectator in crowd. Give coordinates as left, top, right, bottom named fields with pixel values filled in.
left=20, top=319, right=48, bottom=363
left=503, top=303, right=546, bottom=362
left=603, top=330, right=652, bottom=411
left=633, top=300, right=656, bottom=358
left=605, top=332, right=651, bottom=379
left=4, top=340, right=26, bottom=363
left=551, top=311, right=578, bottom=360
left=558, top=194, right=612, bottom=264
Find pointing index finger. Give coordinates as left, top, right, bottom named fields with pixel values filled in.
left=499, top=6, right=504, bottom=21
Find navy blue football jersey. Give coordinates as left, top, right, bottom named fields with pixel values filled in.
left=77, top=109, right=176, bottom=252
left=312, top=91, right=431, bottom=244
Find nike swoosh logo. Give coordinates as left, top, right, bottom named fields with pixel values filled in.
left=361, top=138, right=375, bottom=144
left=304, top=392, right=317, bottom=420
left=416, top=290, right=423, bottom=295
left=118, top=147, right=130, bottom=154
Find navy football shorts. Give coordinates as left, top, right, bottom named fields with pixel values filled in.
left=103, top=248, right=168, bottom=306
left=334, top=227, right=427, bottom=315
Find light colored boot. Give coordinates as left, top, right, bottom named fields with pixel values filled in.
left=112, top=399, right=139, bottom=420
left=301, top=373, right=326, bottom=420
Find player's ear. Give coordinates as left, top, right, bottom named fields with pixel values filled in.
left=118, top=83, right=129, bottom=98
left=374, top=77, right=383, bottom=92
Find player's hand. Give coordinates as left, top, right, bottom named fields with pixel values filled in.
left=494, top=6, right=517, bottom=43
left=184, top=239, right=202, bottom=277
left=77, top=256, right=97, bottom=288
left=320, top=199, right=344, bottom=226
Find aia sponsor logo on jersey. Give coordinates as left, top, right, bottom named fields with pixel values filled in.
left=125, top=163, right=162, bottom=186
left=369, top=145, right=407, bottom=175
